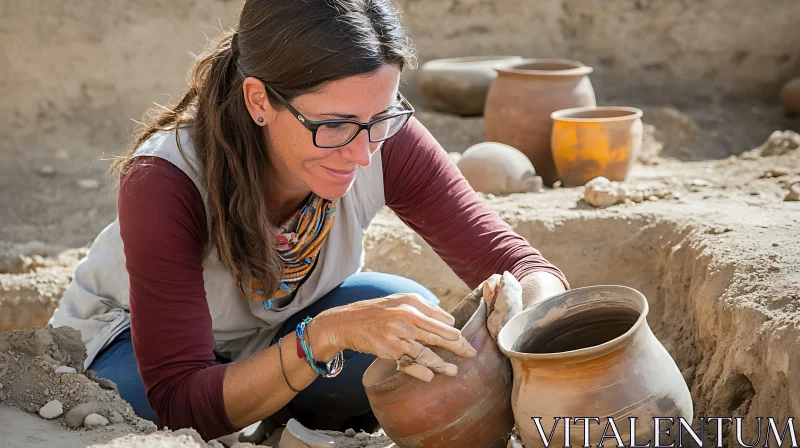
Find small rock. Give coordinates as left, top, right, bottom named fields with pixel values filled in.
left=773, top=242, right=780, bottom=247
left=761, top=167, right=790, bottom=178
left=38, top=165, right=56, bottom=177
left=76, top=179, right=100, bottom=190
left=583, top=177, right=625, bottom=208
left=355, top=432, right=370, bottom=441
left=38, top=400, right=63, bottom=419
left=108, top=410, right=124, bottom=424
left=55, top=365, right=77, bottom=374
left=345, top=428, right=357, bottom=437
left=647, top=195, right=659, bottom=201
left=84, top=413, right=110, bottom=428
left=784, top=182, right=800, bottom=201
left=95, top=377, right=118, bottom=391
left=768, top=265, right=781, bottom=273
left=65, top=401, right=103, bottom=429
left=55, top=149, right=70, bottom=160
left=689, top=179, right=710, bottom=187
left=760, top=130, right=800, bottom=157
left=85, top=369, right=98, bottom=380
left=706, top=226, right=733, bottom=235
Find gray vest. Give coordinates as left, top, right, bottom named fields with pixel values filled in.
left=50, top=128, right=386, bottom=367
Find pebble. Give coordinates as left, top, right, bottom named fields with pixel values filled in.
left=55, top=365, right=77, bottom=374
left=784, top=182, right=800, bottom=201
left=65, top=401, right=103, bottom=429
left=55, top=149, right=70, bottom=160
left=38, top=400, right=64, bottom=419
left=76, top=179, right=100, bottom=190
left=345, top=428, right=357, bottom=437
left=84, top=413, right=110, bottom=428
left=583, top=177, right=625, bottom=208
left=108, top=410, right=124, bottom=424
left=96, top=377, right=118, bottom=391
left=355, top=432, right=370, bottom=441
left=761, top=167, right=790, bottom=178
left=38, top=165, right=56, bottom=177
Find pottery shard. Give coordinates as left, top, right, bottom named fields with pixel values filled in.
left=279, top=418, right=334, bottom=448
left=457, top=142, right=542, bottom=195
left=65, top=401, right=103, bottom=428
left=785, top=182, right=800, bottom=201
left=39, top=399, right=64, bottom=419
left=84, top=413, right=110, bottom=428
left=482, top=272, right=523, bottom=342
left=584, top=176, right=625, bottom=208
left=55, top=365, right=77, bottom=374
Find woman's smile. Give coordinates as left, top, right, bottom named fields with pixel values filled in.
left=321, top=165, right=357, bottom=183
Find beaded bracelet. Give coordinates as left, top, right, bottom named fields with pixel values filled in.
left=295, top=317, right=344, bottom=378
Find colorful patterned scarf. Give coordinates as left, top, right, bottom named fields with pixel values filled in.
left=238, top=194, right=337, bottom=305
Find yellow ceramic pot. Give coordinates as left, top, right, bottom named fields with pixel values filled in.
left=550, top=106, right=643, bottom=187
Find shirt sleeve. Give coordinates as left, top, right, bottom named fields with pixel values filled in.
left=382, top=117, right=569, bottom=290
left=118, top=156, right=237, bottom=440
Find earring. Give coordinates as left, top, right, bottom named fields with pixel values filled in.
left=258, top=117, right=264, bottom=124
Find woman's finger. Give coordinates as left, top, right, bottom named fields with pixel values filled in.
left=397, top=363, right=434, bottom=382
left=395, top=293, right=455, bottom=327
left=412, top=326, right=477, bottom=359
left=396, top=304, right=462, bottom=341
left=399, top=338, right=458, bottom=377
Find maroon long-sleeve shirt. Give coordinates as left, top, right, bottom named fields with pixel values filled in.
left=118, top=117, right=568, bottom=440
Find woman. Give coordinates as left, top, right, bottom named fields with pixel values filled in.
left=51, top=0, right=568, bottom=441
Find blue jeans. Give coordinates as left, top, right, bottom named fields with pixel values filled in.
left=90, top=272, right=438, bottom=430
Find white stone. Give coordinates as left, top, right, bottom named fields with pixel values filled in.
left=84, top=413, right=109, bottom=428
left=584, top=176, right=625, bottom=208
left=38, top=400, right=63, bottom=419
left=54, top=365, right=77, bottom=374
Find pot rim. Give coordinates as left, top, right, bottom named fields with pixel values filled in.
left=495, top=58, right=593, bottom=77
left=497, top=285, right=649, bottom=360
left=551, top=106, right=644, bottom=122
left=423, top=55, right=525, bottom=66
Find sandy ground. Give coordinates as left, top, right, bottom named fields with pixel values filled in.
left=1, top=87, right=799, bottom=446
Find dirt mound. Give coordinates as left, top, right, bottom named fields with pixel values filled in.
left=0, top=326, right=155, bottom=432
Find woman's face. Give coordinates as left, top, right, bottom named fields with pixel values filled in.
left=252, top=65, right=402, bottom=201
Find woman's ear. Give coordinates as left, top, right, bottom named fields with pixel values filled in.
left=242, top=77, right=277, bottom=126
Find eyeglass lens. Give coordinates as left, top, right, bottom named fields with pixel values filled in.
left=315, top=114, right=409, bottom=148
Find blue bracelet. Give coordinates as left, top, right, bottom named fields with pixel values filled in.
left=295, top=317, right=344, bottom=378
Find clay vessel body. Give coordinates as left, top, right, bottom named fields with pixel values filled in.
left=456, top=142, right=542, bottom=195
left=780, top=77, right=800, bottom=115
left=497, top=285, right=693, bottom=448
left=363, top=296, right=514, bottom=448
left=551, top=106, right=643, bottom=187
left=484, top=59, right=596, bottom=185
left=419, top=56, right=524, bottom=116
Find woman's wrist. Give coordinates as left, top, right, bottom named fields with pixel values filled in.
left=306, top=311, right=346, bottom=362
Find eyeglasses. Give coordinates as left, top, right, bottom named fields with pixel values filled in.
left=256, top=78, right=415, bottom=149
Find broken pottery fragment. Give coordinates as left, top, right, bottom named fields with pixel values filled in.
left=279, top=418, right=334, bottom=448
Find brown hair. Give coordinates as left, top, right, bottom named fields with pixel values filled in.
left=111, top=0, right=415, bottom=296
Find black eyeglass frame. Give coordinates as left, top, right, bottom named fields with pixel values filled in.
left=252, top=76, right=415, bottom=149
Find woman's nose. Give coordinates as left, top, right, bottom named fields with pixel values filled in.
left=340, top=129, right=374, bottom=167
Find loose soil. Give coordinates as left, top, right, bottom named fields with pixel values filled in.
left=1, top=87, right=799, bottom=446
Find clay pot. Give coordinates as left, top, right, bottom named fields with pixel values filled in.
left=780, top=77, right=800, bottom=115
left=497, top=286, right=693, bottom=448
left=484, top=59, right=596, bottom=185
left=418, top=56, right=524, bottom=116
left=550, top=106, right=644, bottom=187
left=362, top=292, right=514, bottom=448
left=456, top=142, right=543, bottom=195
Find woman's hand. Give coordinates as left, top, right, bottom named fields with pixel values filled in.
left=313, top=293, right=477, bottom=382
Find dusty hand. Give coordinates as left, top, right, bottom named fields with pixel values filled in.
left=320, top=293, right=477, bottom=382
